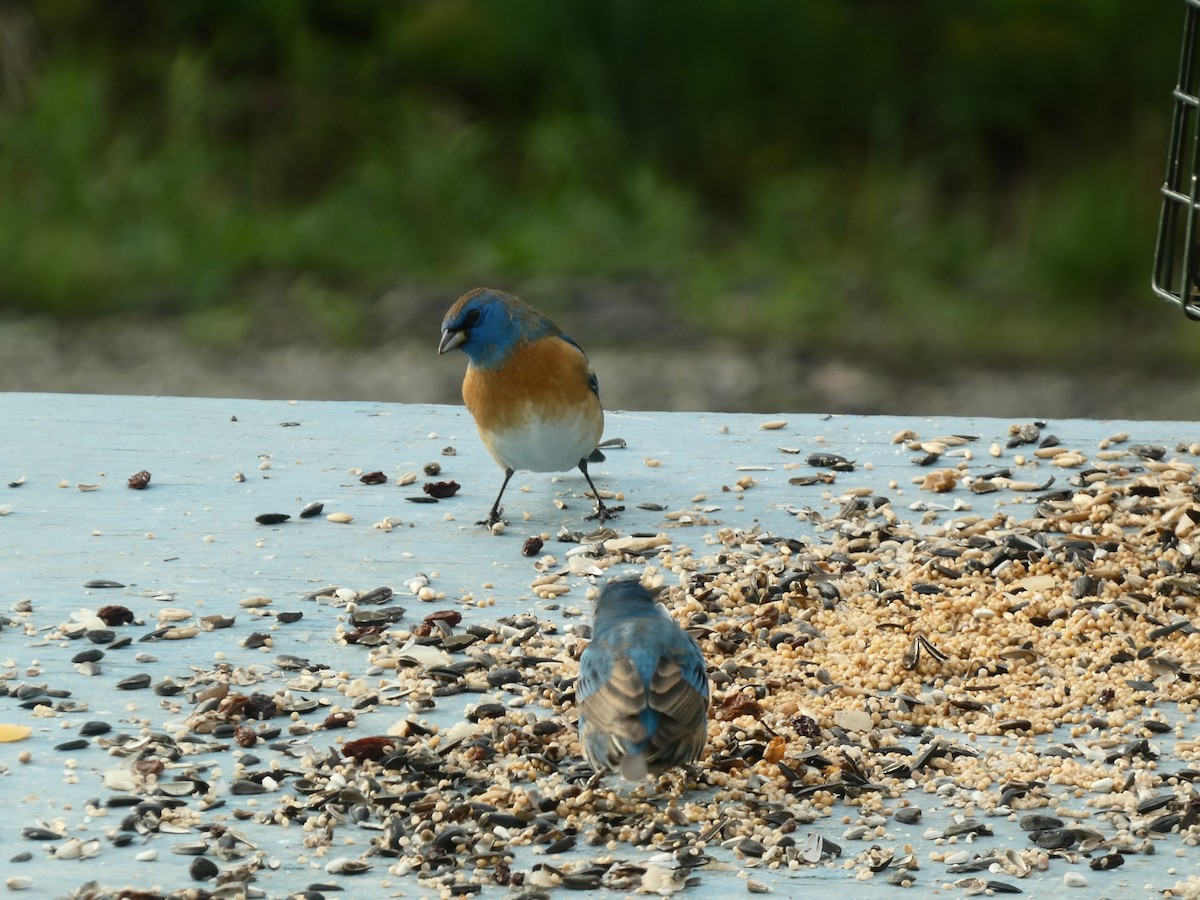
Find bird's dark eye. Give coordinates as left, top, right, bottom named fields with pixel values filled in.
left=464, top=308, right=481, bottom=327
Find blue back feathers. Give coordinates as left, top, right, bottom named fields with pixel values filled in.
left=576, top=579, right=709, bottom=780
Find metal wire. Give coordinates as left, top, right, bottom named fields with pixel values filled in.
left=1153, top=0, right=1200, bottom=319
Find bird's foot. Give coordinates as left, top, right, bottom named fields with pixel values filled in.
left=585, top=503, right=624, bottom=523
left=477, top=507, right=508, bottom=529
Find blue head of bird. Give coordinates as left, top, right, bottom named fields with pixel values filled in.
left=439, top=288, right=556, bottom=370
left=592, top=578, right=663, bottom=627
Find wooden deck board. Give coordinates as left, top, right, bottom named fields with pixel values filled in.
left=2, top=392, right=1198, bottom=897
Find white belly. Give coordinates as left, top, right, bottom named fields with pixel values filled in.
left=483, top=405, right=601, bottom=473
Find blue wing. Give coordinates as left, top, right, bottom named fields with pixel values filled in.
left=576, top=639, right=614, bottom=704
left=677, top=633, right=710, bottom=701
left=643, top=632, right=709, bottom=770
left=577, top=638, right=651, bottom=773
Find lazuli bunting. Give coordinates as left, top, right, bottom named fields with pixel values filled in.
left=576, top=579, right=710, bottom=781
left=439, top=288, right=614, bottom=528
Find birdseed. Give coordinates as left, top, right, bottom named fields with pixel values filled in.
left=5, top=403, right=1200, bottom=898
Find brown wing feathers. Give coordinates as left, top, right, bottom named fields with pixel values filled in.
left=577, top=656, right=647, bottom=743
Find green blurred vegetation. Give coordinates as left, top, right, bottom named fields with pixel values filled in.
left=0, top=0, right=1188, bottom=368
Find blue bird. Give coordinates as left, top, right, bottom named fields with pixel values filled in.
left=438, top=288, right=614, bottom=528
left=576, top=579, right=710, bottom=781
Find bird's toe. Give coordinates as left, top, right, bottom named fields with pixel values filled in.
left=477, top=508, right=508, bottom=529
left=587, top=503, right=623, bottom=522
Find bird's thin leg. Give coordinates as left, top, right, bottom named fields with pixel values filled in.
left=579, top=459, right=617, bottom=522
left=480, top=468, right=514, bottom=528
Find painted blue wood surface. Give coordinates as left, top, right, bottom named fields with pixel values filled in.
left=1, top=393, right=1198, bottom=897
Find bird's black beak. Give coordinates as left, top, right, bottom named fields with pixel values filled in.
left=438, top=329, right=466, bottom=355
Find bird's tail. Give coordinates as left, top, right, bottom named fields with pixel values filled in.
left=618, top=751, right=649, bottom=782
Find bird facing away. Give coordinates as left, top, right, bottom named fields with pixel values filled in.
left=438, top=288, right=613, bottom=528
left=576, top=579, right=710, bottom=781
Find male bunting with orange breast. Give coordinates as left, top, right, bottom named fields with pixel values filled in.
left=438, top=288, right=617, bottom=528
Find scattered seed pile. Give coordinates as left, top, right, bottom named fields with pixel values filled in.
left=4, top=419, right=1200, bottom=899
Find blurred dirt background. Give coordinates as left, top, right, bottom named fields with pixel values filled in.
left=5, top=298, right=1198, bottom=422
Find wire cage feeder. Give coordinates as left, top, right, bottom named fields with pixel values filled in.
left=1154, top=0, right=1200, bottom=318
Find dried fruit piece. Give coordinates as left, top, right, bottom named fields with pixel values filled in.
left=343, top=625, right=386, bottom=645
left=342, top=736, right=397, bottom=763
left=323, top=711, right=355, bottom=729
left=423, top=480, right=461, bottom=498
left=715, top=692, right=763, bottom=721
left=97, top=605, right=134, bottom=626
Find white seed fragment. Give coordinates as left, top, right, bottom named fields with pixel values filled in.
left=103, top=769, right=137, bottom=791
left=326, top=512, right=353, bottom=523
left=1050, top=453, right=1086, bottom=468
left=1016, top=574, right=1056, bottom=592
left=832, top=709, right=873, bottom=732
left=1063, top=872, right=1088, bottom=887
left=324, top=856, right=370, bottom=874
left=603, top=534, right=671, bottom=554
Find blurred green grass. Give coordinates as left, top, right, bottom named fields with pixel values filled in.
left=0, top=0, right=1188, bottom=371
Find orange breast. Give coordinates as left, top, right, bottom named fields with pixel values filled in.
left=463, top=337, right=600, bottom=435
